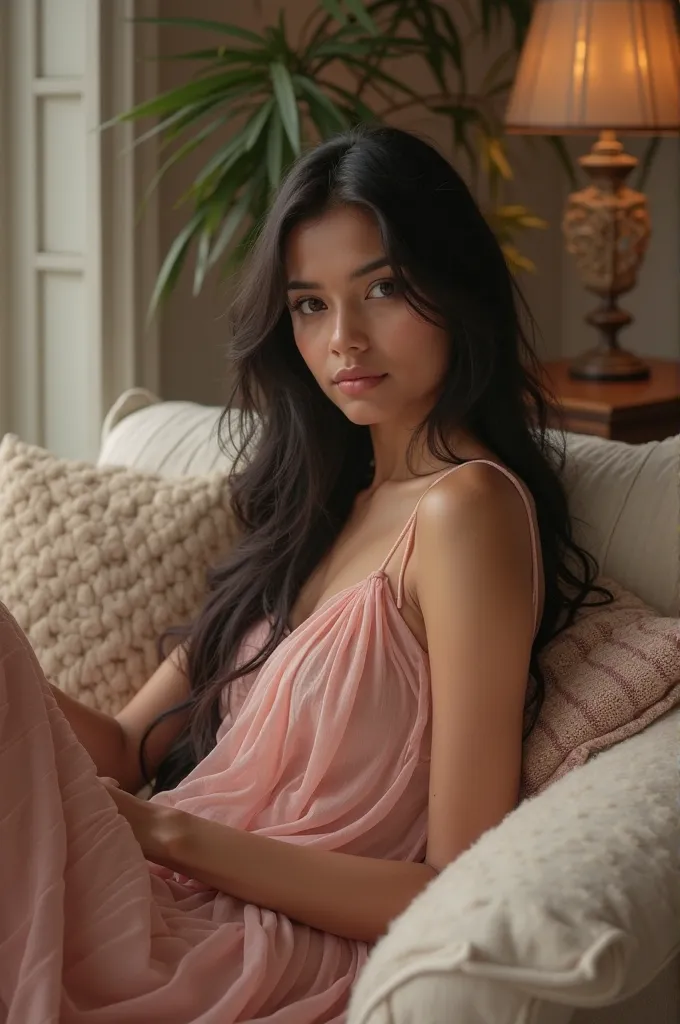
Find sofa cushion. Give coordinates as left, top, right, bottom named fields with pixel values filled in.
left=347, top=706, right=680, bottom=1024
left=523, top=578, right=680, bottom=796
left=560, top=431, right=680, bottom=617
left=0, top=435, right=238, bottom=715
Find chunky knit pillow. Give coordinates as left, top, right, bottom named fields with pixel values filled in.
left=522, top=578, right=680, bottom=797
left=0, top=434, right=238, bottom=715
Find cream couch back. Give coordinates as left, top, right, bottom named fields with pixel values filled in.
left=99, top=389, right=680, bottom=617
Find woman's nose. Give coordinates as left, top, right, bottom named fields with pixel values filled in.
left=329, top=308, right=368, bottom=355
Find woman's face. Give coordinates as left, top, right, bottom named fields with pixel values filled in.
left=285, top=205, right=449, bottom=427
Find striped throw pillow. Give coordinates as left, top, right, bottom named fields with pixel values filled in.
left=522, top=579, right=680, bottom=796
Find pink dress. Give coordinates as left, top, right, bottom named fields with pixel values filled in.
left=0, top=462, right=540, bottom=1023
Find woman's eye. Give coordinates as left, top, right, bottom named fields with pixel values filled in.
left=367, top=279, right=397, bottom=299
left=294, top=297, right=325, bottom=315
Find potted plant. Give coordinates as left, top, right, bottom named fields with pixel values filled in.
left=117, top=0, right=559, bottom=311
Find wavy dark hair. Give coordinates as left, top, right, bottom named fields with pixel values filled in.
left=141, top=124, right=608, bottom=794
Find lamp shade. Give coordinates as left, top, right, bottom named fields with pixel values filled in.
left=505, top=0, right=680, bottom=134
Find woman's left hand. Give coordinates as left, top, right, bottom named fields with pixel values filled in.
left=99, top=777, right=184, bottom=871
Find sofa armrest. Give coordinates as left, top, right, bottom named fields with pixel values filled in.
left=348, top=708, right=680, bottom=1024
left=100, top=387, right=161, bottom=444
left=99, top=391, right=228, bottom=477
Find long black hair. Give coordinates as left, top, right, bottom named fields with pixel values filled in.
left=142, top=124, right=607, bottom=793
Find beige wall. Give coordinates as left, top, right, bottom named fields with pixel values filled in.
left=154, top=1, right=680, bottom=405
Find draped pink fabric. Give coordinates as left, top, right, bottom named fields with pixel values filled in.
left=0, top=462, right=539, bottom=1023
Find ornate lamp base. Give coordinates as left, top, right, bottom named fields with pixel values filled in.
left=569, top=347, right=650, bottom=382
left=568, top=297, right=650, bottom=381
left=563, top=130, right=651, bottom=383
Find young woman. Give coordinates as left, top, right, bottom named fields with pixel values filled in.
left=1, top=125, right=602, bottom=1023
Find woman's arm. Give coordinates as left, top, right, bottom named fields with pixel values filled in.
left=160, top=813, right=437, bottom=945
left=49, top=684, right=129, bottom=782
left=51, top=644, right=191, bottom=793
left=115, top=644, right=191, bottom=792
left=105, top=782, right=436, bottom=944
left=415, top=463, right=537, bottom=871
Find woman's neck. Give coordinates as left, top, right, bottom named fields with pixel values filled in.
left=368, top=421, right=478, bottom=487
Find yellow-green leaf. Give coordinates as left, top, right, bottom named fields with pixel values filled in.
left=502, top=243, right=536, bottom=274
left=487, top=138, right=513, bottom=180
left=518, top=215, right=548, bottom=229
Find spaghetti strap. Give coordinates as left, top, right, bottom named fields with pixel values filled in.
left=380, top=460, right=541, bottom=631
left=378, top=466, right=460, bottom=585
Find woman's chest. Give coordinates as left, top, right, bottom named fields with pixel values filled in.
left=289, top=487, right=428, bottom=644
left=222, top=585, right=430, bottom=748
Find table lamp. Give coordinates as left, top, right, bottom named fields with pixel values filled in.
left=505, top=0, right=680, bottom=381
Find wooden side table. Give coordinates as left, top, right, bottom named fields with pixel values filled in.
left=541, top=358, right=680, bottom=443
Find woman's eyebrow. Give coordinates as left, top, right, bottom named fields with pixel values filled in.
left=286, top=257, right=390, bottom=291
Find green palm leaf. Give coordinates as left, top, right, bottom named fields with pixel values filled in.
left=266, top=109, right=285, bottom=189
left=133, top=16, right=265, bottom=46
left=320, top=81, right=379, bottom=123
left=160, top=50, right=273, bottom=76
left=192, top=134, right=250, bottom=192
left=207, top=186, right=257, bottom=273
left=319, top=0, right=348, bottom=24
left=142, top=117, right=226, bottom=204
left=243, top=98, right=275, bottom=150
left=342, top=0, right=379, bottom=33
left=295, top=76, right=349, bottom=132
left=149, top=211, right=205, bottom=314
left=117, top=69, right=263, bottom=123
left=270, top=63, right=300, bottom=155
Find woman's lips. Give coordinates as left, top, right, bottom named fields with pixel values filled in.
left=335, top=374, right=387, bottom=396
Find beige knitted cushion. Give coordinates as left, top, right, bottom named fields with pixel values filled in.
left=0, top=435, right=238, bottom=715
left=522, top=578, right=680, bottom=797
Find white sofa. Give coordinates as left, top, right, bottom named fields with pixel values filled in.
left=100, top=389, right=680, bottom=1024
